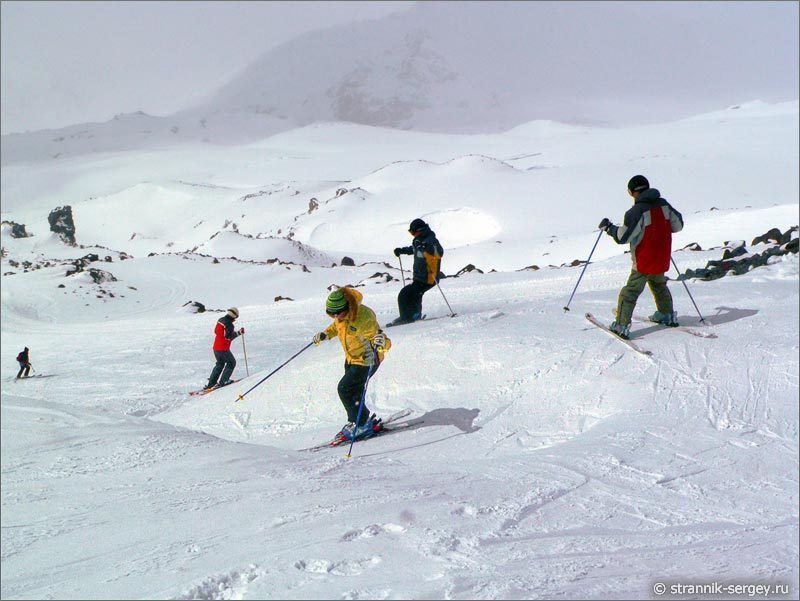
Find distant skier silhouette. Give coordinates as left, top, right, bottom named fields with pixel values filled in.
left=16, top=347, right=31, bottom=379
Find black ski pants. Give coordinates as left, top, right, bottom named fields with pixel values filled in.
left=207, top=350, right=236, bottom=387
left=16, top=361, right=31, bottom=379
left=397, top=280, right=434, bottom=321
left=337, top=360, right=380, bottom=425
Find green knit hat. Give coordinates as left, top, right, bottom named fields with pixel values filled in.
left=325, top=289, right=348, bottom=314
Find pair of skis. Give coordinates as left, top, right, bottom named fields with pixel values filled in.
left=385, top=314, right=456, bottom=328
left=585, top=312, right=717, bottom=356
left=303, top=409, right=416, bottom=452
left=9, top=374, right=56, bottom=382
left=188, top=379, right=241, bottom=397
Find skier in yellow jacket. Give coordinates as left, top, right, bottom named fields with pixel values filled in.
left=313, top=287, right=392, bottom=442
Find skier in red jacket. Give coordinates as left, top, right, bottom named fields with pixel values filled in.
left=205, top=307, right=244, bottom=390
left=599, top=175, right=684, bottom=339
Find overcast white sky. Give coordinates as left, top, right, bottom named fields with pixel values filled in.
left=0, top=0, right=413, bottom=134
left=1, top=1, right=797, bottom=136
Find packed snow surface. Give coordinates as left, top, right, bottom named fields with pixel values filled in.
left=1, top=101, right=798, bottom=599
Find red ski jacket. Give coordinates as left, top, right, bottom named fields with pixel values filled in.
left=607, top=188, right=684, bottom=274
left=213, top=315, right=239, bottom=351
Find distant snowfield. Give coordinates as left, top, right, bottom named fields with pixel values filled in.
left=1, top=102, right=798, bottom=599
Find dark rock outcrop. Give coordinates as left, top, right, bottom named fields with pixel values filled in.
left=751, top=228, right=783, bottom=246
left=454, top=264, right=483, bottom=276
left=1, top=220, right=32, bottom=238
left=721, top=244, right=748, bottom=260
left=182, top=301, right=206, bottom=313
left=48, top=206, right=76, bottom=245
left=65, top=253, right=100, bottom=276
left=341, top=256, right=356, bottom=266
left=86, top=268, right=117, bottom=284
left=355, top=272, right=395, bottom=286
left=682, top=226, right=798, bottom=281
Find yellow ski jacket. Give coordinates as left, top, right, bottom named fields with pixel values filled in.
left=322, top=287, right=391, bottom=366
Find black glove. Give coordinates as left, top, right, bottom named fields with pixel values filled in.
left=598, top=217, right=611, bottom=231
left=393, top=247, right=402, bottom=257
left=313, top=332, right=327, bottom=345
left=239, top=327, right=245, bottom=335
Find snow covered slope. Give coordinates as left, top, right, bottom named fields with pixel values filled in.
left=1, top=102, right=797, bottom=599
left=2, top=101, right=797, bottom=271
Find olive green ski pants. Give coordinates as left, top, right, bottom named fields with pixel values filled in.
left=615, top=270, right=674, bottom=326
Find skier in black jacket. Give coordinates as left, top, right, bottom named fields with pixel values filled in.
left=16, top=347, right=31, bottom=379
left=389, top=218, right=444, bottom=325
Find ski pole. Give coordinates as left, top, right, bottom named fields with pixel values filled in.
left=346, top=349, right=377, bottom=458
left=241, top=332, right=250, bottom=376
left=436, top=279, right=456, bottom=317
left=563, top=229, right=604, bottom=312
left=671, top=257, right=707, bottom=323
left=236, top=342, right=312, bottom=402
left=399, top=255, right=406, bottom=287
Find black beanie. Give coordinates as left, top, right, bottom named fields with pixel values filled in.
left=627, top=175, right=650, bottom=192
left=409, top=218, right=427, bottom=232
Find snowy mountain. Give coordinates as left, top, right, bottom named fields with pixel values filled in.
left=3, top=2, right=797, bottom=164
left=1, top=101, right=798, bottom=599
left=207, top=1, right=798, bottom=131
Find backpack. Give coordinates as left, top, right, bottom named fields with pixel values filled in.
left=16, top=352, right=24, bottom=362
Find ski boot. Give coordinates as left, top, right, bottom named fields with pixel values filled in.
left=609, top=320, right=631, bottom=340
left=649, top=311, right=679, bottom=327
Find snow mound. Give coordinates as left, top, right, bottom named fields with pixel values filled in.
left=413, top=208, right=501, bottom=247
left=440, top=154, right=518, bottom=173
left=73, top=182, right=227, bottom=255
left=193, top=231, right=336, bottom=266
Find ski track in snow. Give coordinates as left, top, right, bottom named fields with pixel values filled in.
left=2, top=255, right=798, bottom=599
left=1, top=105, right=798, bottom=599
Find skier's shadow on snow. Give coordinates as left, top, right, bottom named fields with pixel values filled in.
left=389, top=407, right=481, bottom=434
left=666, top=306, right=758, bottom=328
left=704, top=306, right=759, bottom=326
left=631, top=306, right=758, bottom=338
left=356, top=409, right=480, bottom=457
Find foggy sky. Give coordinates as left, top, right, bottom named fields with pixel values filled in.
left=1, top=1, right=797, bottom=136
left=0, top=1, right=413, bottom=134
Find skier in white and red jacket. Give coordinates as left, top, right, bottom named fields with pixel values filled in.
left=598, top=175, right=684, bottom=339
